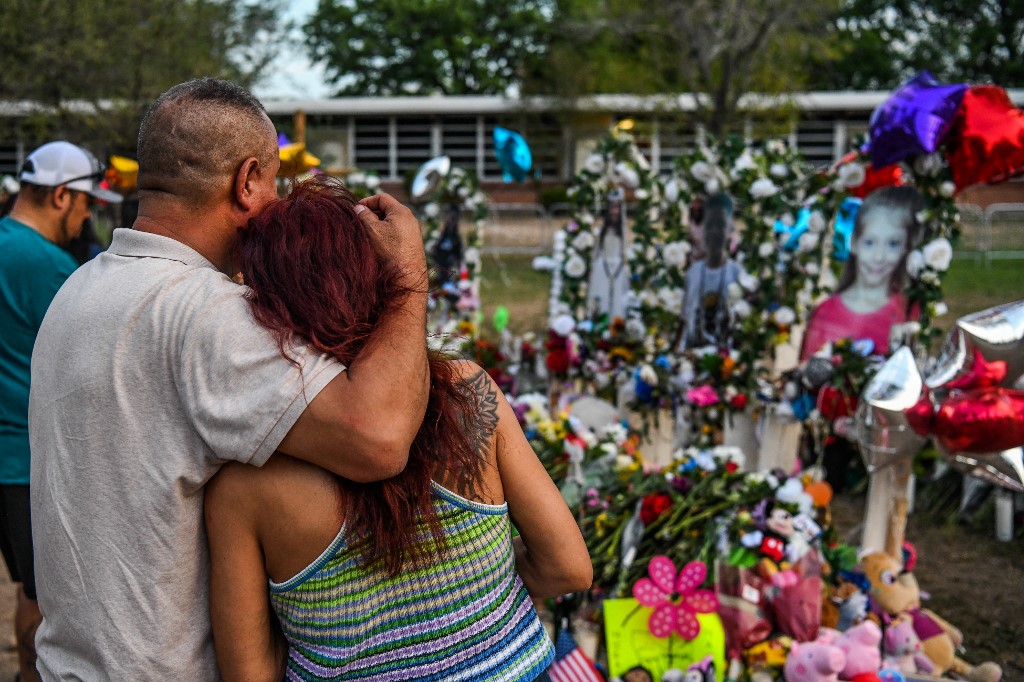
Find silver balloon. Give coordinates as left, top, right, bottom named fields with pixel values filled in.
left=940, top=444, right=1024, bottom=493
left=410, top=155, right=451, bottom=202
left=853, top=347, right=929, bottom=473
left=928, top=299, right=1024, bottom=391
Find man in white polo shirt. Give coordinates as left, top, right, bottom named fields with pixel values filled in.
left=28, top=78, right=429, bottom=680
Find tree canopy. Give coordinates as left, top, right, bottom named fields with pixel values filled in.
left=809, top=0, right=1024, bottom=89
left=304, top=0, right=554, bottom=96
left=0, top=0, right=286, bottom=152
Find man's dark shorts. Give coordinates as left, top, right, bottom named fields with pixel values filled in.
left=0, top=485, right=35, bottom=600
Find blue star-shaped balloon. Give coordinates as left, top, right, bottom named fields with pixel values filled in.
left=868, top=70, right=968, bottom=167
left=773, top=207, right=811, bottom=252
left=833, top=197, right=862, bottom=262
left=493, top=126, right=533, bottom=183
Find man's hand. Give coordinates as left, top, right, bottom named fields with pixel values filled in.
left=354, top=193, right=427, bottom=289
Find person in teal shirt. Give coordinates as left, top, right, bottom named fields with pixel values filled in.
left=0, top=140, right=121, bottom=681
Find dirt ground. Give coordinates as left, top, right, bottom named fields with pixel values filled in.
left=830, top=490, right=1024, bottom=680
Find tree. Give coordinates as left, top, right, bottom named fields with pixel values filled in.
left=524, top=0, right=839, bottom=135
left=0, top=0, right=287, bottom=153
left=304, top=0, right=554, bottom=96
left=808, top=0, right=1024, bottom=89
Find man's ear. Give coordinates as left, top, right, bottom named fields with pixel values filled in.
left=51, top=185, right=73, bottom=211
left=233, top=156, right=262, bottom=211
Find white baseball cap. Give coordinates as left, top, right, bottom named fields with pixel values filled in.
left=19, top=141, right=123, bottom=204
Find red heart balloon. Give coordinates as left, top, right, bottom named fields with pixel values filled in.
left=934, top=388, right=1024, bottom=453
left=946, top=85, right=1024, bottom=190
left=847, top=162, right=905, bottom=199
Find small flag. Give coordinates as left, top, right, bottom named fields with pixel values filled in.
left=546, top=629, right=604, bottom=682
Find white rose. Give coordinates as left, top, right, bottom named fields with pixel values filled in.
left=613, top=162, right=640, bottom=188
left=347, top=172, right=366, bottom=186
left=939, top=181, right=956, bottom=197
left=551, top=314, right=576, bottom=337
left=805, top=262, right=820, bottom=276
left=906, top=249, right=925, bottom=277
left=663, top=241, right=691, bottom=268
left=658, top=287, right=683, bottom=311
left=922, top=237, right=953, bottom=271
left=457, top=185, right=470, bottom=198
left=634, top=188, right=650, bottom=200
left=731, top=300, right=752, bottom=318
left=705, top=177, right=721, bottom=195
left=758, top=242, right=775, bottom=258
left=808, top=211, right=826, bottom=233
left=663, top=178, right=680, bottom=203
left=733, top=151, right=757, bottom=174
left=739, top=271, right=759, bottom=292
left=564, top=255, right=587, bottom=278
left=913, top=153, right=944, bottom=177
left=770, top=163, right=790, bottom=179
left=424, top=202, right=440, bottom=218
left=626, top=318, right=647, bottom=340
left=933, top=301, right=949, bottom=317
left=798, top=232, right=820, bottom=252
left=572, top=231, right=595, bottom=251
left=464, top=198, right=477, bottom=212
left=773, top=306, right=796, bottom=325
left=463, top=247, right=480, bottom=266
left=690, top=161, right=714, bottom=183
left=838, top=162, right=866, bottom=189
left=584, top=154, right=605, bottom=174
left=750, top=178, right=778, bottom=199
left=767, top=139, right=786, bottom=155
left=639, top=364, right=658, bottom=385
left=641, top=289, right=659, bottom=308
left=921, top=269, right=940, bottom=285
left=727, top=282, right=744, bottom=302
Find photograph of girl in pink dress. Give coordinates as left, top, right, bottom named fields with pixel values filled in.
left=800, top=185, right=924, bottom=363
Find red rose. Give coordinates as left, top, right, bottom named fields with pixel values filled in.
left=639, top=492, right=674, bottom=525
left=729, top=393, right=748, bottom=410
left=818, top=384, right=857, bottom=422
left=725, top=461, right=739, bottom=474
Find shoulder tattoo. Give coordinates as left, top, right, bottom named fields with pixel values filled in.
left=463, top=369, right=500, bottom=457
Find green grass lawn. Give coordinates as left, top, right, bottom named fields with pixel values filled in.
left=478, top=252, right=1024, bottom=339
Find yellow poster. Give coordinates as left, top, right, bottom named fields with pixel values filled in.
left=603, top=598, right=726, bottom=681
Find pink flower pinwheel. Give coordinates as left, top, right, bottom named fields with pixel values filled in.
left=685, top=385, right=720, bottom=407
left=632, top=556, right=718, bottom=640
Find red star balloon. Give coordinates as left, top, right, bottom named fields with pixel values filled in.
left=946, top=85, right=1024, bottom=190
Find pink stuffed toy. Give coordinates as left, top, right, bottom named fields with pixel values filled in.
left=837, top=621, right=883, bottom=682
left=785, top=640, right=846, bottom=682
left=883, top=615, right=935, bottom=675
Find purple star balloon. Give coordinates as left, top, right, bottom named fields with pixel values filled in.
left=868, top=70, right=968, bottom=167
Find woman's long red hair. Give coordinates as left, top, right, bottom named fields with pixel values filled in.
left=238, top=176, right=483, bottom=575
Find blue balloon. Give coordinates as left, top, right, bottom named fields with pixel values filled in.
left=833, top=197, right=862, bottom=262
left=493, top=126, right=533, bottom=183
left=774, top=207, right=811, bottom=252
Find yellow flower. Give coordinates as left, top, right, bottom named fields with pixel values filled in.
left=457, top=320, right=476, bottom=336
left=608, top=346, right=635, bottom=363
left=595, top=512, right=611, bottom=538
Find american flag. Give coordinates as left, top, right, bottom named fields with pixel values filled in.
left=545, top=628, right=604, bottom=682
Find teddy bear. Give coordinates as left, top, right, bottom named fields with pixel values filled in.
left=883, top=613, right=934, bottom=675
left=816, top=621, right=883, bottom=682
left=858, top=551, right=1002, bottom=682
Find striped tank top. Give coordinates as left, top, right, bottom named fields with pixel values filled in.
left=268, top=481, right=555, bottom=681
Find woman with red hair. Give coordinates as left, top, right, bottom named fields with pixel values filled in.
left=204, top=177, right=591, bottom=681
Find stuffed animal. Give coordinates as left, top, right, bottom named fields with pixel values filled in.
left=836, top=621, right=883, bottom=682
left=859, top=551, right=1002, bottom=682
left=883, top=614, right=934, bottom=675
left=785, top=640, right=845, bottom=682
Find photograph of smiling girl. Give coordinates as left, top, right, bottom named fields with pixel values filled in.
left=799, top=186, right=924, bottom=363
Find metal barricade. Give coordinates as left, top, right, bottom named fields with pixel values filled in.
left=983, top=203, right=1024, bottom=265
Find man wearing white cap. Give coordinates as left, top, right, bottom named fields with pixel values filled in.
left=0, top=140, right=122, bottom=681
